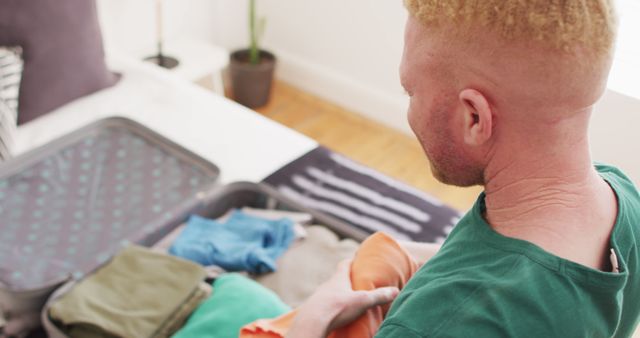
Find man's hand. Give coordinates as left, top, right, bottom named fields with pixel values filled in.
left=285, top=260, right=400, bottom=338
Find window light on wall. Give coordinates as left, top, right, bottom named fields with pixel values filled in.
left=609, top=0, right=640, bottom=100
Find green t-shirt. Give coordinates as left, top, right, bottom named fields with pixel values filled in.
left=377, top=164, right=640, bottom=337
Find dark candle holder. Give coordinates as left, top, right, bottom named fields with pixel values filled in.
left=144, top=0, right=179, bottom=69
left=144, top=50, right=179, bottom=69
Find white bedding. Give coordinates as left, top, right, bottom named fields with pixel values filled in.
left=13, top=53, right=317, bottom=184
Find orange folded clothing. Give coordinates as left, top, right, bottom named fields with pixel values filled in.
left=240, top=311, right=295, bottom=338
left=240, top=232, right=419, bottom=338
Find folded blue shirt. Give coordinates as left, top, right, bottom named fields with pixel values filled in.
left=168, top=210, right=295, bottom=274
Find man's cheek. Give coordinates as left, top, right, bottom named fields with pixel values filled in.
left=407, top=101, right=426, bottom=136
left=407, top=106, right=419, bottom=137
left=407, top=100, right=419, bottom=126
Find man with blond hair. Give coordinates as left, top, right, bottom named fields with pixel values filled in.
left=287, top=0, right=640, bottom=337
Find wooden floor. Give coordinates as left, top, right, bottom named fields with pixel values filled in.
left=202, top=78, right=481, bottom=211
left=254, top=81, right=483, bottom=211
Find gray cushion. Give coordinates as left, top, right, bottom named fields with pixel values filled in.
left=0, top=0, right=120, bottom=125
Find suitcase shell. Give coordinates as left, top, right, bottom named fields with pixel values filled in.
left=0, top=117, right=365, bottom=334
left=40, top=180, right=367, bottom=338
left=193, top=181, right=368, bottom=241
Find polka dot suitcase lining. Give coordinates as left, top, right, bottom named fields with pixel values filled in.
left=0, top=117, right=361, bottom=335
left=0, top=117, right=220, bottom=327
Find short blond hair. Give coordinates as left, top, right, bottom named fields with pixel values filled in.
left=405, top=0, right=617, bottom=55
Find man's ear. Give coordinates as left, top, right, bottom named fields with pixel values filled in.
left=459, top=89, right=493, bottom=146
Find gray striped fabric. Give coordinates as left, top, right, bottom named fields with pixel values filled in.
left=0, top=99, right=15, bottom=161
left=0, top=47, right=23, bottom=119
left=0, top=47, right=21, bottom=161
left=264, top=147, right=463, bottom=242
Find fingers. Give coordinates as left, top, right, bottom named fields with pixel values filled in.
left=332, top=259, right=353, bottom=282
left=364, top=287, right=400, bottom=307
left=329, top=260, right=400, bottom=310
left=336, top=259, right=352, bottom=273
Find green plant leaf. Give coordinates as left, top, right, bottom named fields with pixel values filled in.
left=249, top=0, right=259, bottom=64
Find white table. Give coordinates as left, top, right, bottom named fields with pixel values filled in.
left=14, top=52, right=317, bottom=184
left=157, top=38, right=229, bottom=94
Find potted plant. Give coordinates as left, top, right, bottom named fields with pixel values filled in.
left=229, top=0, right=276, bottom=108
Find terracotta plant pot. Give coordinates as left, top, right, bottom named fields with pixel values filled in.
left=229, top=49, right=276, bottom=108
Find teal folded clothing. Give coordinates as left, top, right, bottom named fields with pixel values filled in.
left=172, top=274, right=290, bottom=338
left=169, top=210, right=295, bottom=274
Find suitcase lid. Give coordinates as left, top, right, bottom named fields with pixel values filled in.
left=0, top=117, right=220, bottom=292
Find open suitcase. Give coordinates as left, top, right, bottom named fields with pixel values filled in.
left=0, top=117, right=368, bottom=336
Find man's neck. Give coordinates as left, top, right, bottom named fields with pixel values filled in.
left=482, top=135, right=618, bottom=270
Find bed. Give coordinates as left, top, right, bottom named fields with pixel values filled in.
left=12, top=51, right=318, bottom=185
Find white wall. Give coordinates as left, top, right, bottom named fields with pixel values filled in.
left=609, top=0, right=640, bottom=100
left=214, top=0, right=411, bottom=133
left=96, top=0, right=218, bottom=58
left=210, top=1, right=640, bottom=185
left=95, top=1, right=640, bottom=185
left=591, top=90, right=640, bottom=185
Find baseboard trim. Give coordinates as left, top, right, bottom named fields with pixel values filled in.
left=273, top=48, right=413, bottom=135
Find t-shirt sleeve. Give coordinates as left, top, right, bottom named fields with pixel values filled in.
left=374, top=277, right=520, bottom=338
left=375, top=322, right=424, bottom=338
left=376, top=317, right=513, bottom=338
left=376, top=278, right=573, bottom=338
